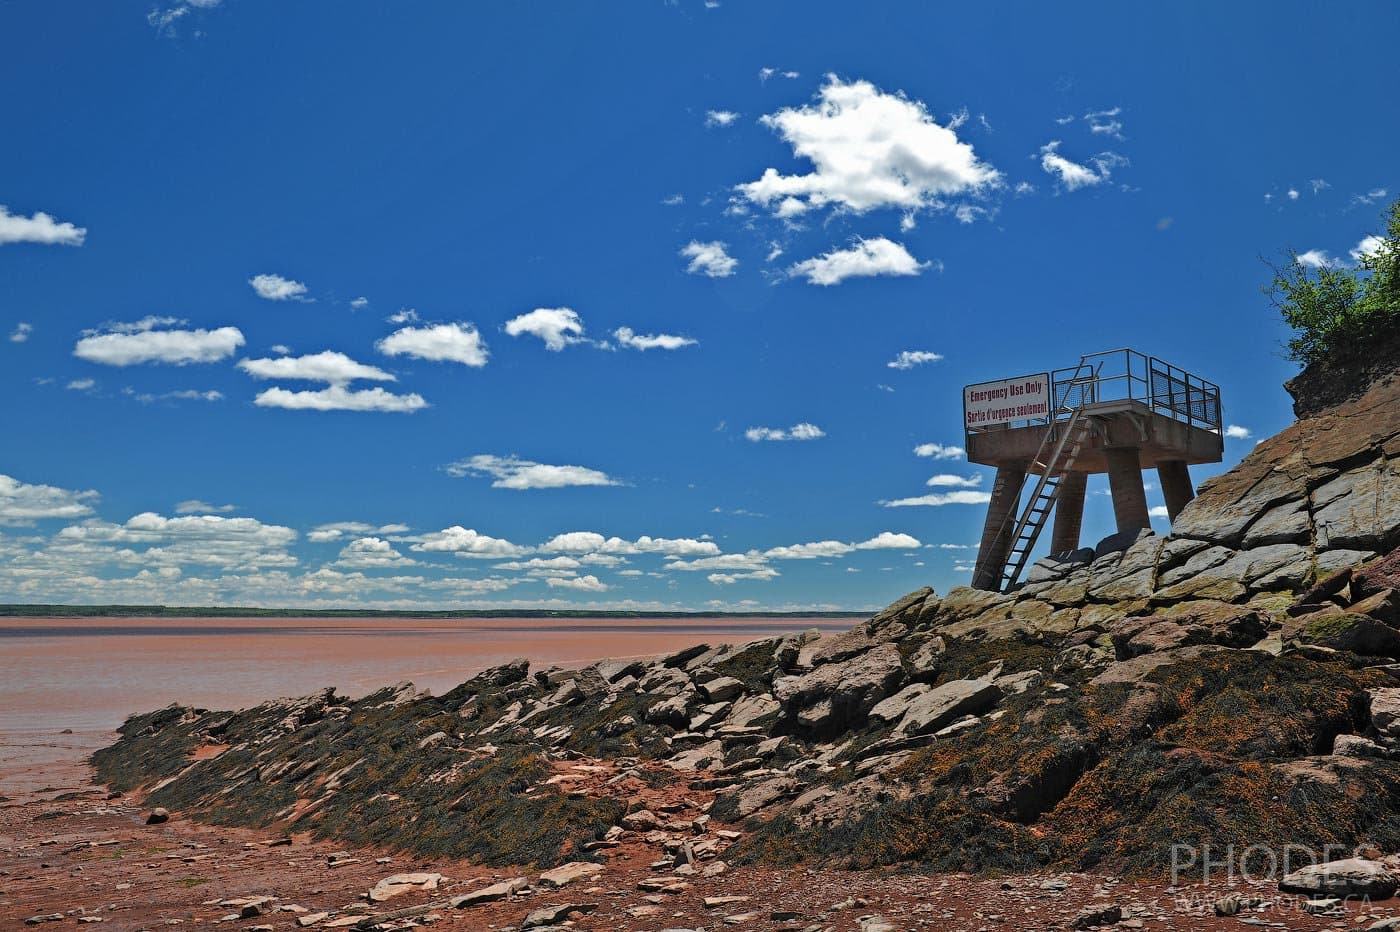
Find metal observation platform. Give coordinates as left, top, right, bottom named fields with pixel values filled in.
left=963, top=349, right=1224, bottom=592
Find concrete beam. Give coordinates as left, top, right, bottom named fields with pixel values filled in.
left=971, top=459, right=1028, bottom=591
left=1157, top=459, right=1196, bottom=521
left=1104, top=446, right=1151, bottom=534
left=1051, top=471, right=1088, bottom=555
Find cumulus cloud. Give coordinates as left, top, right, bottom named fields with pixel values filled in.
left=789, top=237, right=927, bottom=285
left=238, top=351, right=395, bottom=383
left=764, top=540, right=853, bottom=560
left=926, top=474, right=982, bottom=487
left=708, top=569, right=780, bottom=585
left=52, top=511, right=297, bottom=571
left=9, top=322, right=32, bottom=343
left=541, top=531, right=720, bottom=557
left=881, top=490, right=992, bottom=507
left=175, top=500, right=236, bottom=515
left=493, top=556, right=582, bottom=573
left=0, top=474, right=99, bottom=526
left=737, top=76, right=999, bottom=217
left=336, top=536, right=418, bottom=568
left=914, top=443, right=964, bottom=460
left=745, top=422, right=825, bottom=442
left=0, top=205, right=86, bottom=246
left=613, top=327, right=697, bottom=351
left=887, top=350, right=943, bottom=370
left=411, top=526, right=526, bottom=558
left=1038, top=141, right=1127, bottom=191
left=504, top=308, right=586, bottom=351
left=74, top=320, right=245, bottom=366
left=1225, top=424, right=1253, bottom=440
left=252, top=385, right=427, bottom=413
left=376, top=322, right=489, bottom=367
left=351, top=297, right=369, bottom=309
left=307, top=521, right=409, bottom=543
left=856, top=531, right=921, bottom=549
left=125, top=388, right=224, bottom=404
left=445, top=454, right=620, bottom=490
left=1351, top=235, right=1388, bottom=263
left=546, top=574, right=609, bottom=592
left=1295, top=249, right=1338, bottom=270
left=1149, top=505, right=1170, bottom=519
left=680, top=240, right=738, bottom=278
left=705, top=110, right=740, bottom=128
left=249, top=273, right=309, bottom=301
left=665, top=552, right=771, bottom=572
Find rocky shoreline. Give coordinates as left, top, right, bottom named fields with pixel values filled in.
left=9, top=353, right=1400, bottom=930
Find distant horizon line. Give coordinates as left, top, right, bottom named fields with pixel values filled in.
left=0, top=603, right=871, bottom=620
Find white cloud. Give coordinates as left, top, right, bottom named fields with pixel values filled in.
left=175, top=500, right=236, bottom=515
left=666, top=551, right=770, bottom=572
left=1352, top=188, right=1389, bottom=207
left=269, top=344, right=291, bottom=354
left=0, top=474, right=99, bottom=526
left=546, top=574, right=609, bottom=592
left=494, top=556, right=582, bottom=572
left=504, top=307, right=586, bottom=350
left=253, top=385, right=427, bottom=413
left=52, top=511, right=297, bottom=571
left=737, top=76, right=999, bottom=216
left=1295, top=249, right=1338, bottom=270
left=881, top=490, right=992, bottom=507
left=541, top=532, right=719, bottom=557
left=1224, top=424, right=1253, bottom=440
left=336, top=536, right=417, bottom=569
left=388, top=308, right=420, bottom=325
left=745, top=422, right=825, bottom=442
left=1351, top=235, right=1388, bottom=263
left=662, top=194, right=684, bottom=206
left=249, top=273, right=308, bottom=301
left=74, top=321, right=245, bottom=366
left=377, top=322, right=489, bottom=367
left=765, top=540, right=853, bottom=560
left=0, top=205, right=86, bottom=246
left=445, top=454, right=620, bottom=490
left=680, top=241, right=737, bottom=278
left=856, top=531, right=921, bottom=549
left=1149, top=505, right=1170, bottom=519
left=1287, top=188, right=1300, bottom=201
left=9, top=322, right=33, bottom=343
left=308, top=521, right=409, bottom=543
left=66, top=378, right=95, bottom=391
left=613, top=327, right=697, bottom=351
left=238, top=350, right=395, bottom=383
left=925, top=474, right=982, bottom=488
left=705, top=110, right=740, bottom=128
left=1038, top=141, right=1126, bottom=191
left=708, top=569, right=780, bottom=585
left=789, top=237, right=927, bottom=285
left=351, top=297, right=369, bottom=309
left=411, top=526, right=526, bottom=558
left=1084, top=106, right=1124, bottom=141
left=887, top=350, right=943, bottom=370
left=126, top=388, right=224, bottom=404
left=914, top=443, right=964, bottom=460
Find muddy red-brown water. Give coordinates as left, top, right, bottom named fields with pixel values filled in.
left=0, top=614, right=855, bottom=792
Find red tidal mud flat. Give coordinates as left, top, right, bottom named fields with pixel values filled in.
left=0, top=614, right=854, bottom=792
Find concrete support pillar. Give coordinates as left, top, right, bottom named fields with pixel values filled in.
left=1051, top=471, right=1088, bottom=555
left=971, top=459, right=1028, bottom=591
left=1157, top=459, right=1196, bottom=522
left=1104, top=447, right=1151, bottom=534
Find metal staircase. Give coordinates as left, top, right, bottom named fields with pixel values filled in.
left=993, top=407, right=1093, bottom=592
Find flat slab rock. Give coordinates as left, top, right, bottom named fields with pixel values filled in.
left=367, top=872, right=442, bottom=902
left=1279, top=858, right=1399, bottom=898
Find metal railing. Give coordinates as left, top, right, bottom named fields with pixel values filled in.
left=966, top=349, right=1222, bottom=436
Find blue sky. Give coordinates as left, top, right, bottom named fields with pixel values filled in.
left=1, top=1, right=1395, bottom=611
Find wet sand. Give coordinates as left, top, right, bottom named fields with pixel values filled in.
left=0, top=614, right=854, bottom=792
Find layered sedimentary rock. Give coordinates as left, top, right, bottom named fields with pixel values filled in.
left=94, top=351, right=1400, bottom=877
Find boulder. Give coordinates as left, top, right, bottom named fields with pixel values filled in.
left=451, top=878, right=528, bottom=907
left=537, top=861, right=604, bottom=888
left=699, top=676, right=745, bottom=702
left=368, top=872, right=442, bottom=903
left=1370, top=688, right=1400, bottom=744
left=1109, top=603, right=1270, bottom=658
left=522, top=904, right=596, bottom=929
left=145, top=807, right=170, bottom=825
left=1279, top=858, right=1398, bottom=899
left=868, top=683, right=932, bottom=724
left=1356, top=550, right=1400, bottom=601
left=1353, top=589, right=1400, bottom=626
left=892, top=679, right=1002, bottom=737
left=1289, top=613, right=1400, bottom=657
left=773, top=643, right=905, bottom=732
left=806, top=627, right=880, bottom=666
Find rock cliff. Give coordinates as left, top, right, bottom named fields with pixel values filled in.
left=94, top=345, right=1400, bottom=878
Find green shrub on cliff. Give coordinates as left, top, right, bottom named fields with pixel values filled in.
left=1270, top=197, right=1400, bottom=365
